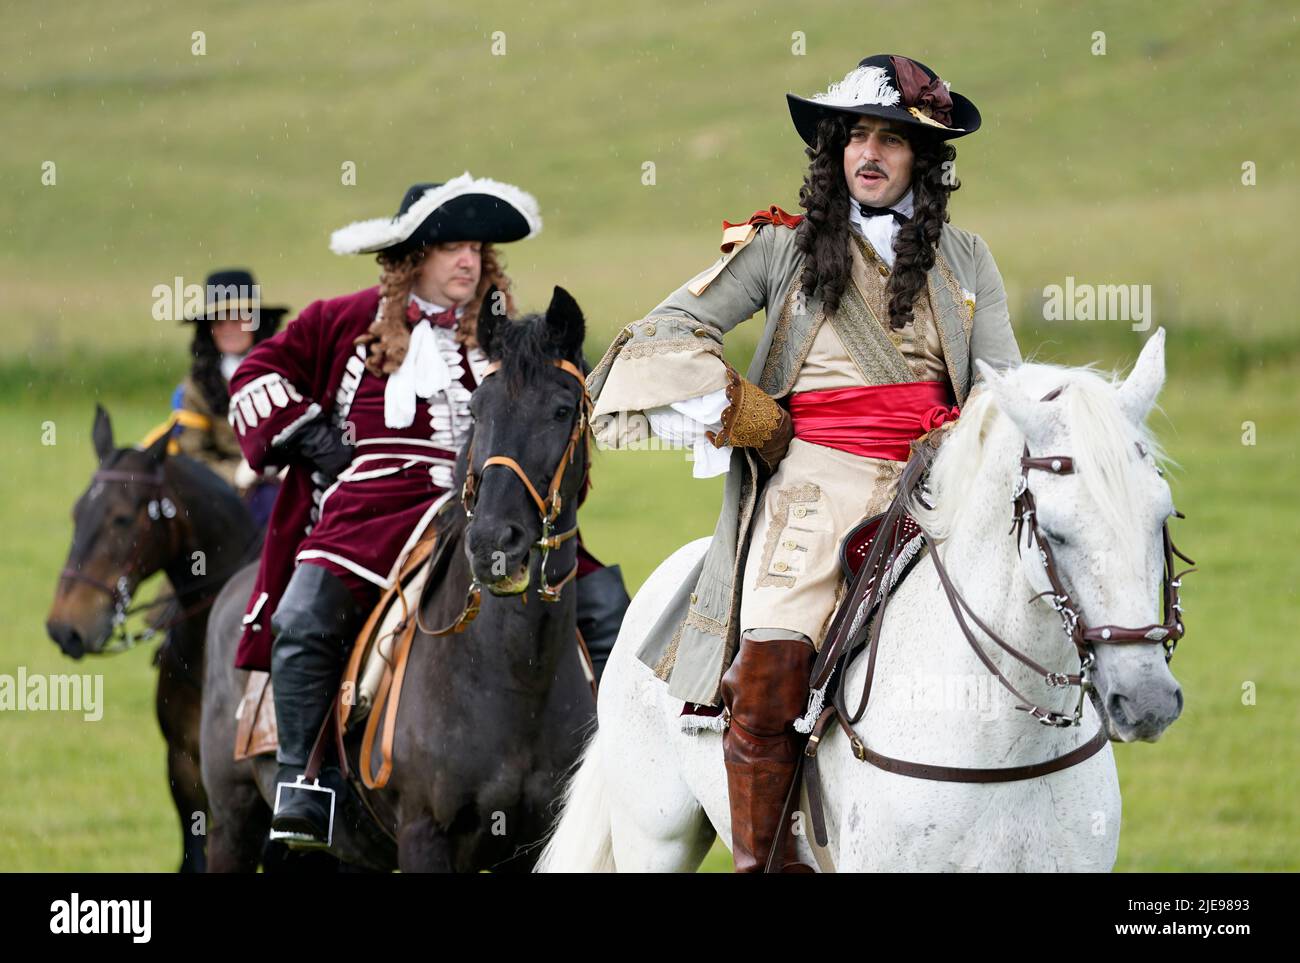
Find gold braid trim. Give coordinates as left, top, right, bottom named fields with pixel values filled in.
left=620, top=337, right=722, bottom=360
left=754, top=483, right=821, bottom=589
left=713, top=367, right=783, bottom=449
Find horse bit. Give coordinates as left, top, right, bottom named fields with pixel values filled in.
left=460, top=358, right=593, bottom=602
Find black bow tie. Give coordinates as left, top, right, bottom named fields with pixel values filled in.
left=859, top=203, right=911, bottom=224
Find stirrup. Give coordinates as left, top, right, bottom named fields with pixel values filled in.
left=269, top=774, right=336, bottom=849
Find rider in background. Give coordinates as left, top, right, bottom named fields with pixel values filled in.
left=165, top=268, right=287, bottom=528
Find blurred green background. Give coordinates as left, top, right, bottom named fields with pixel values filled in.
left=1, top=0, right=1295, bottom=871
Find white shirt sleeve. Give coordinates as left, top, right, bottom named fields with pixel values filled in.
left=645, top=388, right=733, bottom=479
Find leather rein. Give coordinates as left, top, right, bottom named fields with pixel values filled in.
left=804, top=384, right=1197, bottom=807
left=459, top=358, right=593, bottom=603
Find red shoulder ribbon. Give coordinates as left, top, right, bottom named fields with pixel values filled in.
left=722, top=204, right=804, bottom=235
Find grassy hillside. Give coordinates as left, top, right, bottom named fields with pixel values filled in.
left=2, top=0, right=1297, bottom=357
left=1, top=0, right=1297, bottom=871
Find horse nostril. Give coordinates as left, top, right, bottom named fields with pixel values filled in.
left=499, top=522, right=528, bottom=556
left=1107, top=692, right=1133, bottom=727
left=46, top=622, right=85, bottom=659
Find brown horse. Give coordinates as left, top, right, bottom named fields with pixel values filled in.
left=200, top=288, right=598, bottom=871
left=46, top=406, right=262, bottom=872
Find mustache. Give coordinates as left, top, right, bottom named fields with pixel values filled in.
left=856, top=162, right=887, bottom=177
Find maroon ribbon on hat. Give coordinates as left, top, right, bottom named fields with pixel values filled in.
left=889, top=56, right=953, bottom=127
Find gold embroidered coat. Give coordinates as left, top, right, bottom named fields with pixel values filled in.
left=586, top=219, right=1022, bottom=706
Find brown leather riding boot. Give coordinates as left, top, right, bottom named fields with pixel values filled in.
left=721, top=630, right=816, bottom=873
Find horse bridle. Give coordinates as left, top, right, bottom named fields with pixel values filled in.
left=807, top=384, right=1198, bottom=790
left=459, top=358, right=593, bottom=602
left=1014, top=449, right=1194, bottom=665
left=59, top=465, right=262, bottom=652
left=58, top=467, right=184, bottom=652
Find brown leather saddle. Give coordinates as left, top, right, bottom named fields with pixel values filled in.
left=234, top=498, right=470, bottom=767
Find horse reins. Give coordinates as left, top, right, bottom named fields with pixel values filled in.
left=460, top=358, right=593, bottom=602
left=797, top=384, right=1197, bottom=856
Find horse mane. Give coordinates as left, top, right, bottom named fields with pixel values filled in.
left=452, top=310, right=591, bottom=498
left=911, top=361, right=1173, bottom=567
left=489, top=311, right=585, bottom=397
left=104, top=447, right=255, bottom=531
left=167, top=453, right=256, bottom=522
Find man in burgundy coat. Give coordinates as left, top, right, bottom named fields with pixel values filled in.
left=228, top=174, right=629, bottom=846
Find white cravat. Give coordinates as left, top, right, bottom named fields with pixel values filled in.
left=848, top=188, right=914, bottom=268
left=384, top=293, right=458, bottom=429
left=220, top=352, right=245, bottom=382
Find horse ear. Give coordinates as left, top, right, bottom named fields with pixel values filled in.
left=545, top=286, right=585, bottom=360
left=1116, top=326, right=1166, bottom=426
left=974, top=359, right=1051, bottom=448
left=477, top=284, right=507, bottom=359
left=92, top=404, right=114, bottom=462
left=142, top=426, right=171, bottom=464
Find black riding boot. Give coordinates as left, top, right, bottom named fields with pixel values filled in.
left=575, top=564, right=630, bottom=683
left=268, top=563, right=363, bottom=848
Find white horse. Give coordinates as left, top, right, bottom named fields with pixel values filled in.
left=539, top=327, right=1186, bottom=872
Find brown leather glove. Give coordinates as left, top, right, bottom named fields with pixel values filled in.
left=708, top=367, right=794, bottom=472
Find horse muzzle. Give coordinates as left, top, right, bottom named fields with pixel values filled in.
left=1102, top=683, right=1183, bottom=743
left=46, top=618, right=93, bottom=659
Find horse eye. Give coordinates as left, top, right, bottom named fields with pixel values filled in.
left=554, top=405, right=573, bottom=422
left=1041, top=528, right=1067, bottom=547
left=112, top=514, right=133, bottom=529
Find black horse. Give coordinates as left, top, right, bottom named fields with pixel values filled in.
left=201, top=287, right=599, bottom=871
left=46, top=407, right=262, bottom=872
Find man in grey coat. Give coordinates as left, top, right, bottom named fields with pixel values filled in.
left=586, top=54, right=1022, bottom=871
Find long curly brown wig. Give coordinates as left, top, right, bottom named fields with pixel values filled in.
left=795, top=114, right=958, bottom=329
left=356, top=243, right=515, bottom=377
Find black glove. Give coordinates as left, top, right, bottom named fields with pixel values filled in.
left=287, top=417, right=354, bottom=485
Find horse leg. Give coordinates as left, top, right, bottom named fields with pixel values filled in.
left=165, top=740, right=208, bottom=872
left=397, top=810, right=454, bottom=873
left=156, top=640, right=209, bottom=873
left=205, top=778, right=272, bottom=873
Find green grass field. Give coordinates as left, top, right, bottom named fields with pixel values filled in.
left=1, top=0, right=1297, bottom=871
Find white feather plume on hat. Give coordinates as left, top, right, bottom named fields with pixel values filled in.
left=329, top=172, right=542, bottom=256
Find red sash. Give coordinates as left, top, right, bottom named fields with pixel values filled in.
left=789, top=381, right=959, bottom=461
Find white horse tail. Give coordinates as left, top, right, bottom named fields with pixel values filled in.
left=536, top=727, right=615, bottom=872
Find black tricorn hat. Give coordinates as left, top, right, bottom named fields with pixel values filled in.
left=183, top=268, right=288, bottom=340
left=787, top=54, right=981, bottom=147
left=329, top=172, right=542, bottom=257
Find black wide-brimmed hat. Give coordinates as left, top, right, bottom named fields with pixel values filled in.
left=787, top=54, right=981, bottom=147
left=329, top=172, right=542, bottom=257
left=183, top=268, right=288, bottom=339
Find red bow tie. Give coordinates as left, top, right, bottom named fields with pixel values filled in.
left=406, top=301, right=458, bottom=330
